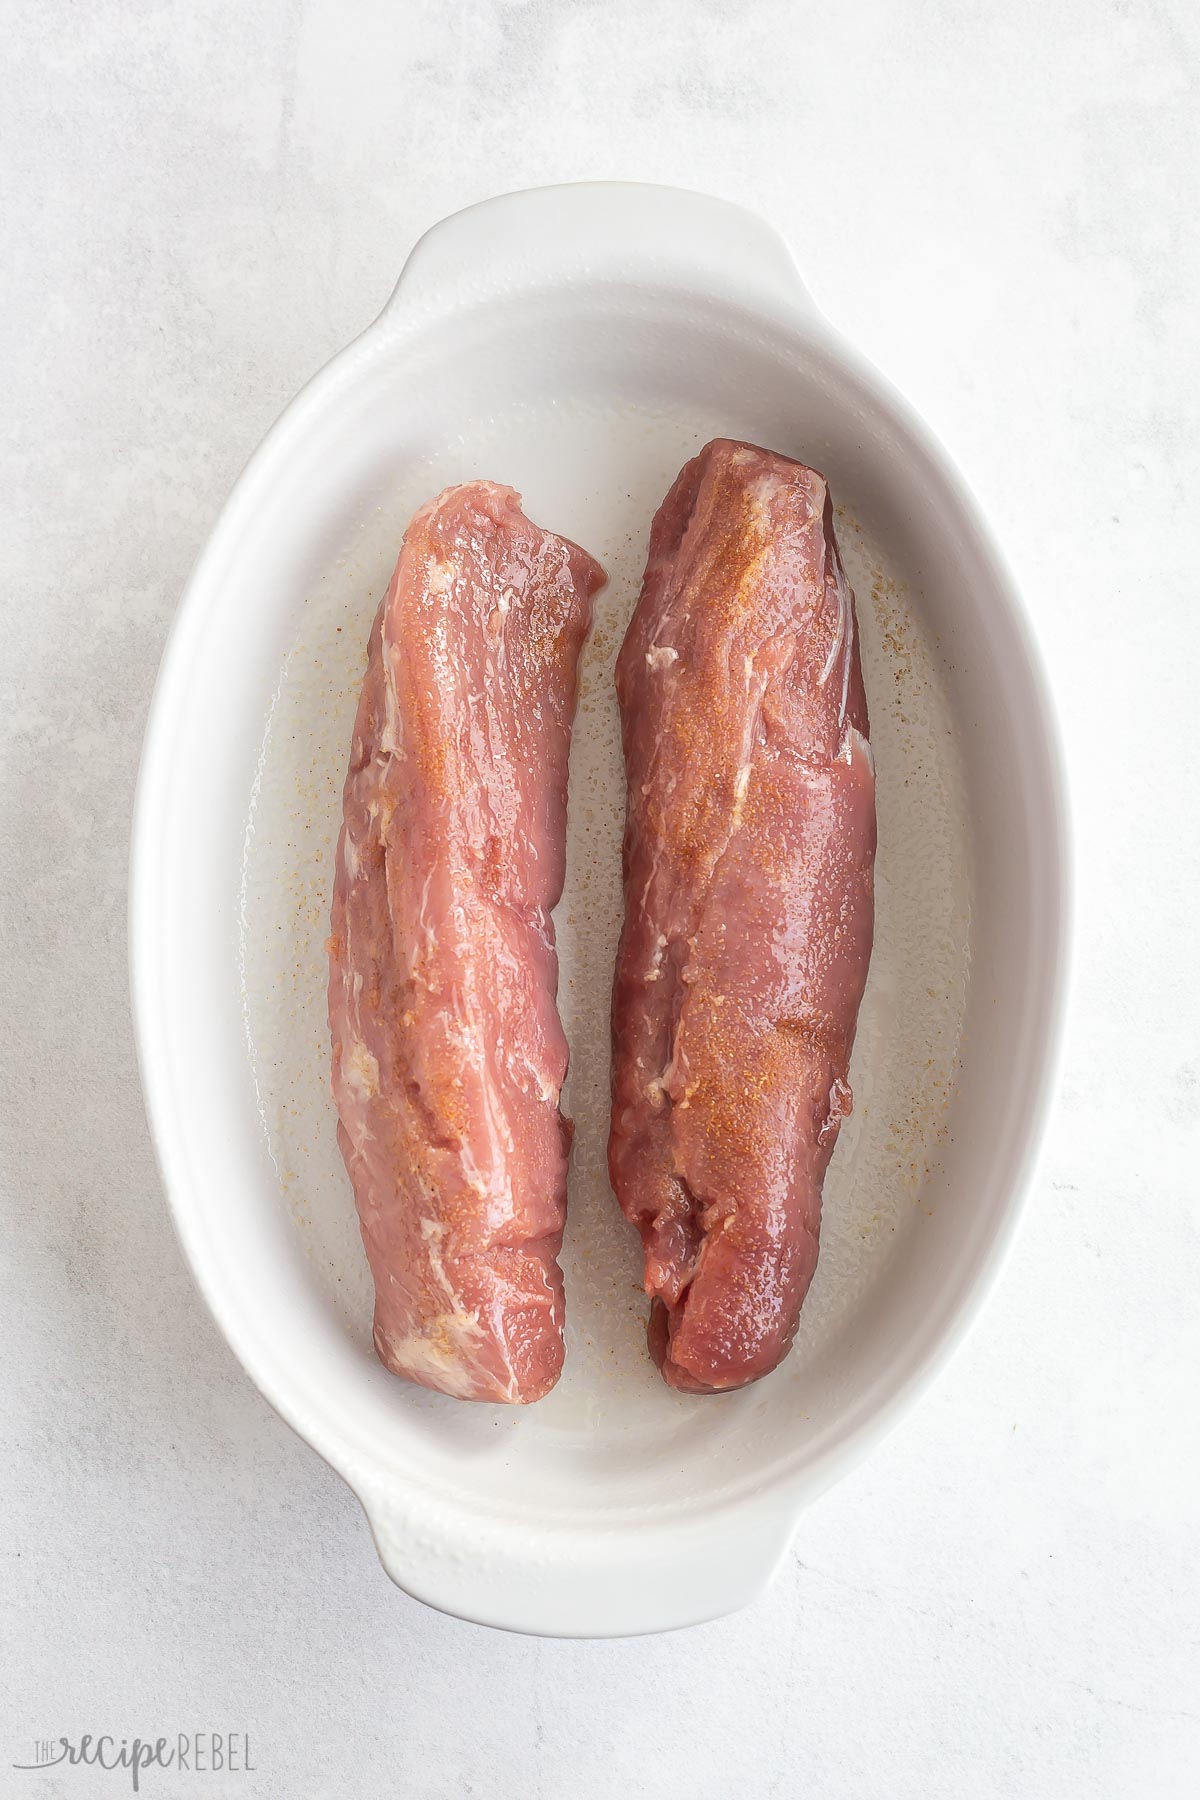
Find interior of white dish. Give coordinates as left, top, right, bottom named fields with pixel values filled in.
left=235, top=291, right=981, bottom=1518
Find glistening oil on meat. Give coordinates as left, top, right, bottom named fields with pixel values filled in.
left=609, top=441, right=877, bottom=1393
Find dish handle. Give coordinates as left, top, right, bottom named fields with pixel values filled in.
left=385, top=181, right=819, bottom=322
left=354, top=1474, right=803, bottom=1637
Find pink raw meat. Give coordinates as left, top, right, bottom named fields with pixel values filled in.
left=329, top=482, right=605, bottom=1403
left=609, top=440, right=876, bottom=1393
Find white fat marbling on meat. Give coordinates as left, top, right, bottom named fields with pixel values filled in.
left=426, top=557, right=453, bottom=596
left=377, top=1322, right=495, bottom=1401
left=373, top=1219, right=511, bottom=1401
left=839, top=725, right=874, bottom=773
left=817, top=579, right=848, bottom=689
left=379, top=636, right=403, bottom=756
left=342, top=1041, right=380, bottom=1100
left=645, top=932, right=668, bottom=981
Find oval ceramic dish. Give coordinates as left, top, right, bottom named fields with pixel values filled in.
left=131, top=183, right=1070, bottom=1637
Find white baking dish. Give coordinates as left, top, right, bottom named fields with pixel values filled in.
left=131, top=183, right=1070, bottom=1637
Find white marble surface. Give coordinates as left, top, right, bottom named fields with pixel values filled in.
left=3, top=1, right=1198, bottom=1794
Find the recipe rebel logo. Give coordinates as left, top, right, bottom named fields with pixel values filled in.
left=12, top=1733, right=256, bottom=1791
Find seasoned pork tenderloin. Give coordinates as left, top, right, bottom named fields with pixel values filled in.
left=330, top=482, right=605, bottom=1402
left=609, top=440, right=876, bottom=1393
